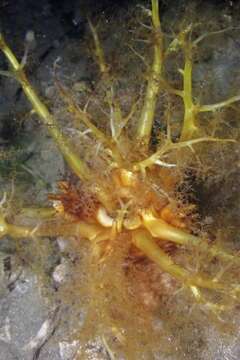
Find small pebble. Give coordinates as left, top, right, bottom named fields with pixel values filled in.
left=52, top=261, right=68, bottom=284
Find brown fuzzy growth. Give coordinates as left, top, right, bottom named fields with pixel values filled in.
left=48, top=181, right=100, bottom=221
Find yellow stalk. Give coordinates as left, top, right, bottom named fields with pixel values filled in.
left=20, top=207, right=57, bottom=219
left=180, top=44, right=199, bottom=140
left=199, top=94, right=240, bottom=112
left=0, top=34, right=91, bottom=181
left=88, top=19, right=108, bottom=75
left=136, top=0, right=163, bottom=147
left=0, top=211, right=106, bottom=242
left=142, top=210, right=238, bottom=263
left=132, top=229, right=224, bottom=290
left=0, top=214, right=32, bottom=239
left=142, top=210, right=198, bottom=245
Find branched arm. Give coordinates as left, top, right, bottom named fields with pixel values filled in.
left=115, top=98, right=139, bottom=139
left=132, top=229, right=225, bottom=290
left=177, top=27, right=240, bottom=140
left=0, top=34, right=91, bottom=181
left=88, top=20, right=127, bottom=160
left=141, top=210, right=239, bottom=263
left=199, top=94, right=240, bottom=112
left=133, top=137, right=234, bottom=171
left=55, top=79, right=123, bottom=165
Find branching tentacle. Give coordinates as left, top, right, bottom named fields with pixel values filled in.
left=141, top=210, right=239, bottom=263
left=0, top=34, right=91, bottom=181
left=132, top=229, right=225, bottom=291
